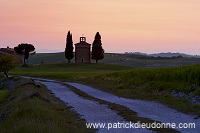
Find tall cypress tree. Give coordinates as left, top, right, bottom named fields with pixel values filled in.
left=65, top=31, right=74, bottom=63
left=91, top=32, right=104, bottom=63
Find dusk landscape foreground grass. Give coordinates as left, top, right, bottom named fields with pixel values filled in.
left=1, top=54, right=200, bottom=132
left=10, top=62, right=200, bottom=116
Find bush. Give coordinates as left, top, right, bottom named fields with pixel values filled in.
left=0, top=53, right=19, bottom=78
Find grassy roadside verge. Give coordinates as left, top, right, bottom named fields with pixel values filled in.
left=81, top=65, right=200, bottom=117
left=81, top=78, right=200, bottom=117
left=0, top=77, right=10, bottom=105
left=0, top=90, right=9, bottom=104
left=0, top=78, right=95, bottom=133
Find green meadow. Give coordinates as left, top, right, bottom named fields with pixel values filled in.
left=10, top=63, right=132, bottom=81
left=9, top=62, right=200, bottom=116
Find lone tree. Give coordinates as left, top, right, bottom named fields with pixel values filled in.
left=0, top=53, right=19, bottom=79
left=65, top=31, right=74, bottom=63
left=91, top=32, right=104, bottom=63
left=14, top=43, right=35, bottom=66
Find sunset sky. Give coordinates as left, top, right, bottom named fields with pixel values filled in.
left=0, top=0, right=200, bottom=54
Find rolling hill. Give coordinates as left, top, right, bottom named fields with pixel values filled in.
left=28, top=52, right=200, bottom=68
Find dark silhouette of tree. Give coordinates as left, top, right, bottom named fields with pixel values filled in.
left=65, top=31, right=74, bottom=63
left=0, top=53, right=19, bottom=79
left=14, top=43, right=35, bottom=66
left=91, top=32, right=104, bottom=63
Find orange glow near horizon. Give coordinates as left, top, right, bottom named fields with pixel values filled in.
left=0, top=0, right=200, bottom=54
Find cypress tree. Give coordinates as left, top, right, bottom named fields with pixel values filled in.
left=91, top=32, right=104, bottom=63
left=65, top=31, right=74, bottom=63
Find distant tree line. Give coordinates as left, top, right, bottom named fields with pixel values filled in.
left=128, top=54, right=183, bottom=60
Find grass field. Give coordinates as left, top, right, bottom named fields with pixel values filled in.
left=0, top=78, right=95, bottom=133
left=28, top=52, right=200, bottom=68
left=11, top=63, right=132, bottom=81
left=0, top=90, right=9, bottom=104
left=8, top=63, right=200, bottom=116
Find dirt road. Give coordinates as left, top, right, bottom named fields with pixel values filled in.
left=20, top=76, right=199, bottom=133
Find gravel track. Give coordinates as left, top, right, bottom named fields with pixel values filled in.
left=37, top=80, right=151, bottom=133
left=19, top=76, right=199, bottom=133
left=65, top=82, right=200, bottom=133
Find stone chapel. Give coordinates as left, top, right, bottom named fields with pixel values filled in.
left=74, top=37, right=91, bottom=63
